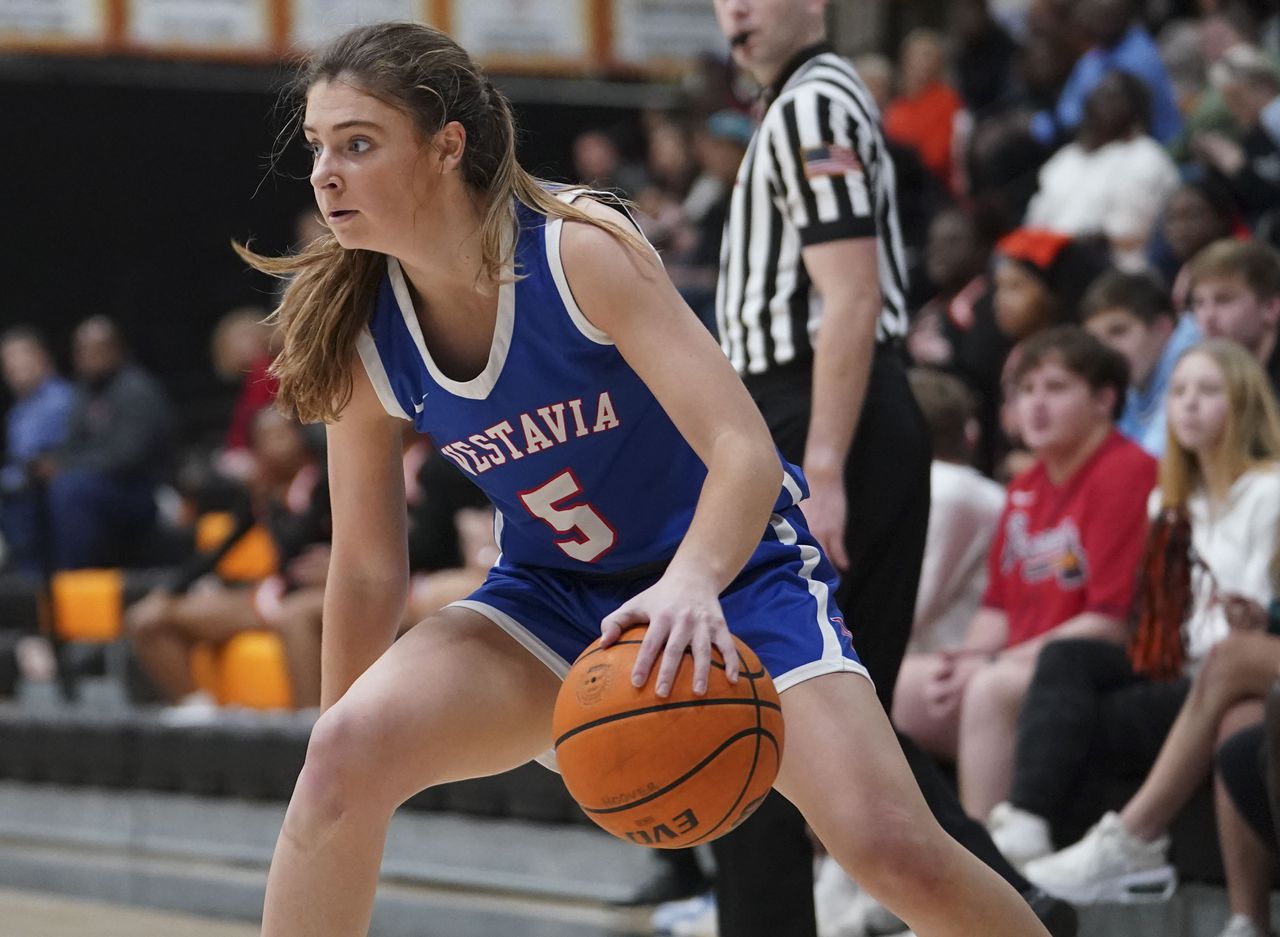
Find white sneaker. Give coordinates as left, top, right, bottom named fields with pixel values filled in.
left=820, top=885, right=905, bottom=937
left=815, top=855, right=861, bottom=934
left=651, top=893, right=714, bottom=936
left=158, top=690, right=220, bottom=726
left=1216, top=913, right=1267, bottom=937
left=988, top=801, right=1054, bottom=869
left=670, top=894, right=717, bottom=937
left=1022, top=812, right=1176, bottom=904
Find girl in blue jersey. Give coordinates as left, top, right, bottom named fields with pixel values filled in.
left=240, top=22, right=1048, bottom=937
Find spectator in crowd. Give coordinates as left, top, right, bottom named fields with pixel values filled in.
left=0, top=328, right=75, bottom=576
left=1189, top=239, right=1280, bottom=392
left=851, top=53, right=893, bottom=110
left=1031, top=0, right=1184, bottom=146
left=1025, top=71, right=1181, bottom=269
left=31, top=317, right=174, bottom=570
left=907, top=207, right=1011, bottom=473
left=893, top=370, right=1007, bottom=729
left=1158, top=179, right=1241, bottom=308
left=1082, top=269, right=1201, bottom=456
left=126, top=407, right=329, bottom=711
left=894, top=327, right=1156, bottom=826
left=1021, top=343, right=1280, bottom=937
left=1192, top=44, right=1280, bottom=235
left=210, top=306, right=279, bottom=481
left=885, top=29, right=965, bottom=190
left=951, top=0, right=1022, bottom=118
left=571, top=128, right=648, bottom=198
left=993, top=229, right=1113, bottom=341
left=991, top=339, right=1280, bottom=870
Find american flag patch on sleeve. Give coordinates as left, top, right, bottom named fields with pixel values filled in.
left=801, top=143, right=862, bottom=179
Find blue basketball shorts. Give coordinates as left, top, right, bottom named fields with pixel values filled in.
left=450, top=505, right=870, bottom=694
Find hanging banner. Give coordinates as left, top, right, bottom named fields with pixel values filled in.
left=448, top=0, right=590, bottom=72
left=287, top=0, right=435, bottom=52
left=610, top=0, right=725, bottom=70
left=0, top=0, right=109, bottom=49
left=125, top=0, right=274, bottom=54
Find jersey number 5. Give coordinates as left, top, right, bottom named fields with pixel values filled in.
left=519, top=469, right=616, bottom=563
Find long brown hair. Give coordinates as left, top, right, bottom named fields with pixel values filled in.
left=238, top=22, right=641, bottom=423
left=1130, top=339, right=1280, bottom=677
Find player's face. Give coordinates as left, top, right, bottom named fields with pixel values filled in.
left=1167, top=351, right=1230, bottom=457
left=713, top=0, right=827, bottom=85
left=304, top=80, right=439, bottom=255
left=1084, top=308, right=1168, bottom=389
left=1014, top=359, right=1113, bottom=457
left=1193, top=275, right=1279, bottom=357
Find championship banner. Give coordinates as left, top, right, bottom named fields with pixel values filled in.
left=124, top=0, right=274, bottom=55
left=0, top=0, right=109, bottom=50
left=286, top=0, right=435, bottom=52
left=609, top=0, right=725, bottom=71
left=447, top=0, right=591, bottom=72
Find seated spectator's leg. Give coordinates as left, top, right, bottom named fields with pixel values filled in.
left=1214, top=701, right=1271, bottom=934
left=0, top=490, right=45, bottom=575
left=1008, top=640, right=1142, bottom=829
left=274, top=586, right=325, bottom=710
left=958, top=653, right=1037, bottom=821
left=1121, top=633, right=1280, bottom=842
left=102, top=476, right=158, bottom=557
left=1268, top=682, right=1280, bottom=852
left=126, top=586, right=260, bottom=702
left=892, top=652, right=961, bottom=759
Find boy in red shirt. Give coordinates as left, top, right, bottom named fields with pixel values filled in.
left=895, top=327, right=1156, bottom=822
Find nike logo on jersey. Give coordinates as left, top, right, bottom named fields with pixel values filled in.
left=438, top=391, right=621, bottom=477
left=413, top=392, right=429, bottom=414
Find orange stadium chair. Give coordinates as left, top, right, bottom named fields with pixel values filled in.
left=216, top=631, right=293, bottom=710
left=50, top=569, right=124, bottom=642
left=195, top=512, right=279, bottom=582
left=189, top=642, right=220, bottom=698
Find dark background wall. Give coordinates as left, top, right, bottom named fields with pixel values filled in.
left=0, top=69, right=637, bottom=447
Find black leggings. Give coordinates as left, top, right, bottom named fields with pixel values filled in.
left=1217, top=725, right=1275, bottom=850
left=1010, top=639, right=1189, bottom=835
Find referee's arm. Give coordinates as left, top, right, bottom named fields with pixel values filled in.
left=800, top=238, right=881, bottom=569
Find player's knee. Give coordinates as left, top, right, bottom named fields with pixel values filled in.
left=837, top=809, right=948, bottom=899
left=286, top=708, right=394, bottom=838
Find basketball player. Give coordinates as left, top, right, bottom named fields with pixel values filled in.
left=709, top=3, right=1074, bottom=936
left=240, top=23, right=1049, bottom=937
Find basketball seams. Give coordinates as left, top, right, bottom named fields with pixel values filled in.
left=553, top=696, right=782, bottom=748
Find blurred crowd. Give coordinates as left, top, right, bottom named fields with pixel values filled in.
left=3, top=0, right=1280, bottom=929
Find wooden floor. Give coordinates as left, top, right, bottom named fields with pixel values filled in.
left=0, top=887, right=259, bottom=937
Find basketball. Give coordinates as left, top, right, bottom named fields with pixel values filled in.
left=551, top=626, right=784, bottom=849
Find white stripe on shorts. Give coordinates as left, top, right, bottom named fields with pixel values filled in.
left=766, top=512, right=872, bottom=692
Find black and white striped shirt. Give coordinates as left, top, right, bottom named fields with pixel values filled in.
left=716, top=44, right=910, bottom=376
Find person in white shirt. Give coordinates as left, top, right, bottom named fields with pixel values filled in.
left=1001, top=340, right=1280, bottom=937
left=1025, top=71, right=1180, bottom=271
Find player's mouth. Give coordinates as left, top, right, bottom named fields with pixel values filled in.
left=328, top=209, right=358, bottom=223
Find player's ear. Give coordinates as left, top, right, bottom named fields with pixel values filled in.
left=435, top=121, right=467, bottom=173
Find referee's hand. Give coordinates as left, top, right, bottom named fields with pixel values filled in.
left=800, top=475, right=849, bottom=571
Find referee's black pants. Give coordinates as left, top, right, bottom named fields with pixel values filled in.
left=709, top=348, right=1030, bottom=937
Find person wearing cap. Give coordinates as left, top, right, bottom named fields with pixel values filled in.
left=993, top=229, right=1113, bottom=342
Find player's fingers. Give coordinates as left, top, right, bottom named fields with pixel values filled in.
left=600, top=604, right=648, bottom=647
left=690, top=619, right=713, bottom=695
left=654, top=619, right=693, bottom=698
left=826, top=524, right=850, bottom=571
left=712, top=623, right=740, bottom=683
left=630, top=611, right=672, bottom=686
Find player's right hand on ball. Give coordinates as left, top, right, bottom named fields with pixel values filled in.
left=600, top=571, right=740, bottom=698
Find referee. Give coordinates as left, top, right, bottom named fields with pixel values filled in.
left=706, top=3, right=1077, bottom=937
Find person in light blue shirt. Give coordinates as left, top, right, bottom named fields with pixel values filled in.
left=0, top=327, right=75, bottom=574
left=1031, top=0, right=1183, bottom=147
left=1081, top=270, right=1200, bottom=457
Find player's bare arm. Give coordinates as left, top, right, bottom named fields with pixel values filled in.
left=799, top=237, right=882, bottom=570
left=321, top=355, right=410, bottom=709
left=560, top=201, right=781, bottom=695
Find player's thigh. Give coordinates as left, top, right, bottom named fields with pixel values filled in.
left=774, top=672, right=934, bottom=847
left=309, top=605, right=562, bottom=805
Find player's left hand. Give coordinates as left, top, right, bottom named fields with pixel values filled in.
left=600, top=570, right=740, bottom=699
left=799, top=473, right=849, bottom=570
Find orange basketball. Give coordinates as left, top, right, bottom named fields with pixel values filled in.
left=552, top=626, right=784, bottom=849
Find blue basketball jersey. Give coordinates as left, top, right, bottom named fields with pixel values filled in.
left=357, top=189, right=808, bottom=575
